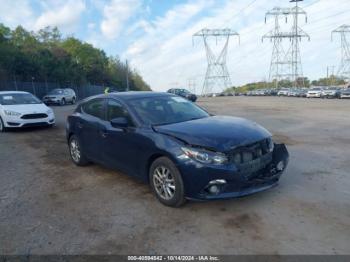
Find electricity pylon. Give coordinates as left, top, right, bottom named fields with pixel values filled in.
left=262, top=7, right=290, bottom=88
left=193, top=28, right=239, bottom=96
left=285, top=0, right=310, bottom=88
left=332, top=25, right=350, bottom=81
left=262, top=1, right=309, bottom=88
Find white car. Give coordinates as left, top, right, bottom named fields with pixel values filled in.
left=340, top=88, right=350, bottom=99
left=307, top=88, right=323, bottom=98
left=0, top=91, right=55, bottom=132
left=277, top=88, right=290, bottom=96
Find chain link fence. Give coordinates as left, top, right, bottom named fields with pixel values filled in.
left=0, top=80, right=116, bottom=100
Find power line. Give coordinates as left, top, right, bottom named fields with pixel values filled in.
left=224, top=0, right=258, bottom=25
left=306, top=9, right=350, bottom=26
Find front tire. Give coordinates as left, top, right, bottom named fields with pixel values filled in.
left=149, top=157, right=186, bottom=207
left=69, top=135, right=89, bottom=166
left=60, top=98, right=66, bottom=106
left=72, top=97, right=76, bottom=104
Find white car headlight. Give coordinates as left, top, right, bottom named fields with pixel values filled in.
left=181, top=146, right=228, bottom=165
left=4, top=110, right=21, bottom=116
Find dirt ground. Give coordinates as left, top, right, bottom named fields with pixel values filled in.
left=0, top=96, right=349, bottom=255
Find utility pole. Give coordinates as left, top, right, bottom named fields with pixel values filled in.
left=31, top=76, right=36, bottom=96
left=188, top=78, right=196, bottom=94
left=193, top=28, right=239, bottom=96
left=331, top=25, right=350, bottom=82
left=125, top=59, right=130, bottom=91
left=327, top=66, right=335, bottom=86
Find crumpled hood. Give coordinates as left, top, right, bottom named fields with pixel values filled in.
left=154, top=115, right=271, bottom=152
left=1, top=103, right=49, bottom=114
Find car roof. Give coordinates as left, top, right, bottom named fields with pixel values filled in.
left=83, top=91, right=172, bottom=102
left=0, top=91, right=29, bottom=94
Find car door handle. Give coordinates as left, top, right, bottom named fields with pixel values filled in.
left=100, top=129, right=108, bottom=138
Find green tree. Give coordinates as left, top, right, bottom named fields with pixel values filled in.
left=0, top=23, right=151, bottom=91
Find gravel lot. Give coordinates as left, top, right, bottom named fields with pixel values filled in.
left=0, top=96, right=349, bottom=255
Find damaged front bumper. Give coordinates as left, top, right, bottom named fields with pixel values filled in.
left=178, top=143, right=289, bottom=200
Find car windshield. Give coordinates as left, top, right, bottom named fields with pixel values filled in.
left=48, top=89, right=64, bottom=95
left=179, top=89, right=190, bottom=94
left=0, top=93, right=42, bottom=105
left=129, top=95, right=209, bottom=126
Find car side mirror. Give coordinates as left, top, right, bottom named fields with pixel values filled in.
left=110, top=117, right=129, bottom=128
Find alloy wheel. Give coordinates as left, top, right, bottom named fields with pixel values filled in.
left=153, top=166, right=176, bottom=200
left=70, top=139, right=81, bottom=163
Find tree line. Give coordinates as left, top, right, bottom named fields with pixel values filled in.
left=0, top=24, right=151, bottom=91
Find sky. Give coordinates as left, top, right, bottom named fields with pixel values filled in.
left=0, top=0, right=349, bottom=92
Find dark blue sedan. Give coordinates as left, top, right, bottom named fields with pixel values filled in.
left=66, top=92, right=289, bottom=207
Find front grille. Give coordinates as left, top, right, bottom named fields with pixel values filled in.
left=22, top=122, right=48, bottom=127
left=229, top=139, right=273, bottom=178
left=21, top=113, right=48, bottom=119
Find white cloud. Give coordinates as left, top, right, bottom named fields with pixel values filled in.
left=0, top=0, right=34, bottom=29
left=34, top=0, right=86, bottom=32
left=100, top=0, right=141, bottom=39
left=88, top=23, right=96, bottom=30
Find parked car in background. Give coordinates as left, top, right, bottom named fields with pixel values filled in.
left=43, top=88, right=76, bottom=105
left=307, top=87, right=323, bottom=98
left=287, top=89, right=299, bottom=97
left=321, top=87, right=341, bottom=98
left=277, top=88, right=290, bottom=96
left=268, top=89, right=278, bottom=96
left=167, top=88, right=197, bottom=102
left=66, top=92, right=289, bottom=207
left=0, top=91, right=55, bottom=132
left=287, top=88, right=307, bottom=97
left=340, top=88, right=350, bottom=99
left=256, top=89, right=266, bottom=96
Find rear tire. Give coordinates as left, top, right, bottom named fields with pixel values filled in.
left=0, top=117, right=6, bottom=132
left=149, top=157, right=186, bottom=207
left=69, top=135, right=89, bottom=166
